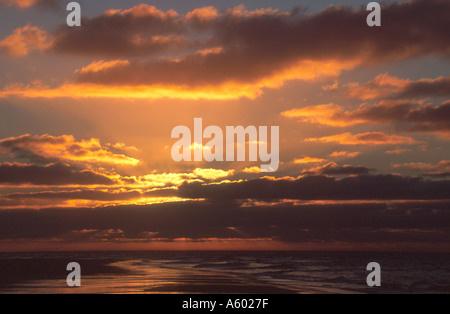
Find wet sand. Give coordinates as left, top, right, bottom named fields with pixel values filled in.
left=145, top=274, right=297, bottom=294
left=0, top=258, right=127, bottom=292
left=1, top=251, right=447, bottom=294
left=0, top=258, right=298, bottom=294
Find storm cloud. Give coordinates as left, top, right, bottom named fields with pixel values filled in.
left=177, top=175, right=450, bottom=201
left=0, top=162, right=115, bottom=186
left=0, top=200, right=448, bottom=245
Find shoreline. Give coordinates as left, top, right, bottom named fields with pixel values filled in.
left=0, top=257, right=127, bottom=292
left=0, top=251, right=448, bottom=294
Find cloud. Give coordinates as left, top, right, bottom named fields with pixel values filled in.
left=4, top=190, right=143, bottom=202
left=0, top=79, right=270, bottom=100
left=52, top=5, right=186, bottom=58
left=0, top=166, right=236, bottom=209
left=126, top=168, right=237, bottom=189
left=2, top=0, right=450, bottom=99
left=343, top=74, right=450, bottom=100
left=385, top=148, right=411, bottom=155
left=0, top=0, right=59, bottom=9
left=0, top=162, right=115, bottom=186
left=177, top=175, right=450, bottom=201
left=0, top=134, right=140, bottom=166
left=75, top=60, right=131, bottom=74
left=283, top=100, right=450, bottom=136
left=330, top=151, right=361, bottom=158
left=343, top=74, right=409, bottom=100
left=399, top=77, right=450, bottom=99
left=0, top=25, right=51, bottom=57
left=52, top=0, right=450, bottom=62
left=305, top=132, right=418, bottom=145
left=0, top=188, right=189, bottom=209
left=0, top=199, right=448, bottom=247
left=242, top=167, right=261, bottom=174
left=186, top=6, right=219, bottom=23
left=393, top=160, right=450, bottom=173
left=425, top=172, right=450, bottom=178
left=192, top=168, right=234, bottom=180
left=293, top=157, right=328, bottom=164
left=282, top=104, right=358, bottom=127
left=302, top=162, right=374, bottom=176
left=65, top=0, right=450, bottom=98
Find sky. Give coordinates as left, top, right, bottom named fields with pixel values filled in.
left=0, top=0, right=449, bottom=252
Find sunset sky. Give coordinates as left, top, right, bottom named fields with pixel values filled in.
left=0, top=0, right=449, bottom=252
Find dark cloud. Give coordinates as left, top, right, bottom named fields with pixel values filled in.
left=0, top=171, right=448, bottom=245
left=343, top=74, right=450, bottom=100
left=0, top=134, right=140, bottom=166
left=177, top=175, right=450, bottom=201
left=426, top=172, right=450, bottom=178
left=4, top=189, right=140, bottom=201
left=52, top=5, right=187, bottom=57
left=398, top=77, right=450, bottom=99
left=0, top=200, right=448, bottom=244
left=49, top=0, right=450, bottom=88
left=290, top=100, right=450, bottom=134
left=404, top=101, right=450, bottom=132
left=0, top=162, right=115, bottom=185
left=302, top=163, right=374, bottom=176
left=350, top=101, right=450, bottom=132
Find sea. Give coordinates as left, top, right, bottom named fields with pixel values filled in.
left=0, top=251, right=448, bottom=294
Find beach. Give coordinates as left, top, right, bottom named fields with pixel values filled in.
left=0, top=251, right=448, bottom=294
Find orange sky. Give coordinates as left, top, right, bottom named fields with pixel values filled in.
left=0, top=0, right=449, bottom=252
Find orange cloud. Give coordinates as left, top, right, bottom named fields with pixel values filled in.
left=306, top=132, right=418, bottom=145
left=343, top=74, right=450, bottom=100
left=282, top=104, right=363, bottom=127
left=4, top=1, right=449, bottom=100
left=0, top=24, right=51, bottom=57
left=0, top=59, right=354, bottom=100
left=282, top=100, right=421, bottom=127
left=283, top=100, right=450, bottom=139
left=129, top=168, right=235, bottom=188
left=109, top=142, right=139, bottom=153
left=293, top=157, right=328, bottom=164
left=343, top=74, right=409, bottom=100
left=75, top=60, right=130, bottom=74
left=242, top=166, right=261, bottom=174
left=0, top=0, right=57, bottom=8
left=330, top=151, right=361, bottom=158
left=0, top=134, right=140, bottom=166
left=186, top=6, right=218, bottom=22
left=0, top=81, right=261, bottom=100
left=193, top=168, right=234, bottom=180
left=105, top=4, right=178, bottom=18
left=197, top=46, right=224, bottom=56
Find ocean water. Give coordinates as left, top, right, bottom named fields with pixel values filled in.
left=0, top=251, right=448, bottom=294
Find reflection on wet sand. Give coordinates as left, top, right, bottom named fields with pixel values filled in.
left=0, top=258, right=297, bottom=294
left=1, top=252, right=448, bottom=294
